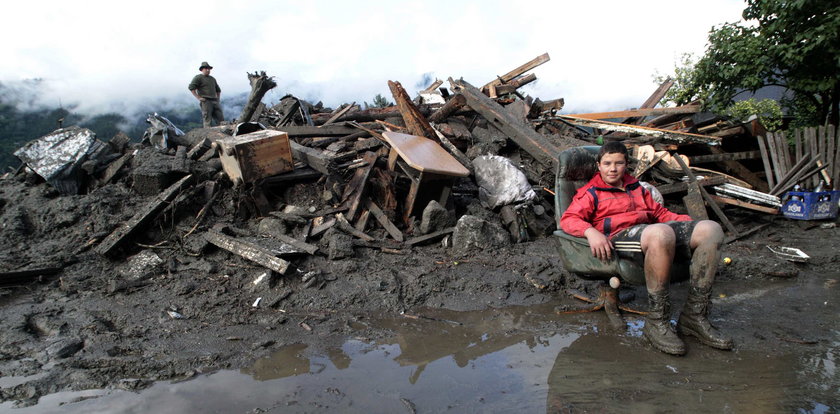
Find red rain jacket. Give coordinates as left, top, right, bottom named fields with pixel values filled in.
left=560, top=172, right=691, bottom=238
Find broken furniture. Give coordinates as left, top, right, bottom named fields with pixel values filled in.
left=214, top=129, right=294, bottom=185
left=380, top=131, right=470, bottom=223
left=552, top=146, right=690, bottom=324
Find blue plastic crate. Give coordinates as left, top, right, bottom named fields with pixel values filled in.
left=780, top=190, right=839, bottom=220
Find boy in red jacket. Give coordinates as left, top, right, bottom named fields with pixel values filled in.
left=560, top=142, right=732, bottom=355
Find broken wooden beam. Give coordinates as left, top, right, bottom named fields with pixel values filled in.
left=388, top=80, right=439, bottom=141
left=481, top=53, right=550, bottom=94
left=237, top=71, right=277, bottom=123
left=451, top=78, right=578, bottom=168
left=428, top=94, right=467, bottom=124
left=99, top=150, right=136, bottom=185
left=569, top=106, right=701, bottom=121
left=494, top=73, right=537, bottom=95
left=622, top=77, right=674, bottom=125
left=365, top=199, right=403, bottom=242
left=335, top=213, right=375, bottom=241
left=674, top=154, right=738, bottom=235
left=558, top=115, right=721, bottom=146
left=310, top=218, right=337, bottom=238
left=279, top=125, right=358, bottom=137
left=404, top=227, right=455, bottom=247
left=205, top=229, right=290, bottom=274
left=323, top=102, right=357, bottom=126
left=0, top=266, right=63, bottom=286
left=339, top=151, right=378, bottom=221
left=265, top=232, right=319, bottom=255
left=655, top=176, right=726, bottom=195
left=709, top=195, right=779, bottom=215
left=687, top=151, right=761, bottom=164
left=95, top=174, right=195, bottom=256
left=289, top=141, right=334, bottom=175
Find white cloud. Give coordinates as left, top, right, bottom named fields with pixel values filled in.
left=0, top=0, right=746, bottom=118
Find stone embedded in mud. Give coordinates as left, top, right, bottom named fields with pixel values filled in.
left=420, top=200, right=450, bottom=235
left=45, top=337, right=84, bottom=359
left=118, top=250, right=164, bottom=280
left=452, top=215, right=510, bottom=253
left=258, top=218, right=289, bottom=237
left=327, top=230, right=355, bottom=260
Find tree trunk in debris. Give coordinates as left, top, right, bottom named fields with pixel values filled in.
left=238, top=71, right=277, bottom=124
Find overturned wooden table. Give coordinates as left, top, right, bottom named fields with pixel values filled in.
left=381, top=131, right=470, bottom=223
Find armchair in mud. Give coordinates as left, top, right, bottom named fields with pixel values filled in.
left=554, top=142, right=732, bottom=356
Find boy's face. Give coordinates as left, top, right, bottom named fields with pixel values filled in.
left=597, top=152, right=627, bottom=187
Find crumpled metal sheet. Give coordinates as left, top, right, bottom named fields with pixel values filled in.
left=13, top=126, right=100, bottom=194
left=143, top=113, right=184, bottom=149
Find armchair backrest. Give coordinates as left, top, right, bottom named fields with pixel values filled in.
left=554, top=146, right=600, bottom=223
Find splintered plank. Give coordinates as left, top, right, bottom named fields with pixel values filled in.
left=674, top=155, right=738, bottom=236
left=100, top=150, right=136, bottom=185
left=280, top=125, right=358, bottom=137
left=451, top=78, right=577, bottom=167
left=656, top=176, right=725, bottom=195
left=405, top=227, right=455, bottom=247
left=388, top=80, right=439, bottom=141
left=481, top=53, right=550, bottom=93
left=205, top=229, right=290, bottom=274
left=559, top=116, right=721, bottom=146
left=340, top=151, right=378, bottom=221
left=96, top=174, right=194, bottom=256
left=568, top=106, right=700, bottom=120
left=365, top=199, right=403, bottom=242
left=709, top=195, right=779, bottom=215
left=289, top=141, right=334, bottom=175
left=0, top=266, right=63, bottom=286
left=756, top=135, right=775, bottom=189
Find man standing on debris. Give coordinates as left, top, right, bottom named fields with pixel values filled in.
left=560, top=142, right=733, bottom=356
left=189, top=61, right=224, bottom=127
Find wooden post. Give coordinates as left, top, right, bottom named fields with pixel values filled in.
left=237, top=71, right=277, bottom=123
left=756, top=135, right=775, bottom=190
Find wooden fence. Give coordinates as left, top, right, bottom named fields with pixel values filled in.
left=758, top=125, right=838, bottom=195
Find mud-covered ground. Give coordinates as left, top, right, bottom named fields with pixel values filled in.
left=0, top=156, right=837, bottom=408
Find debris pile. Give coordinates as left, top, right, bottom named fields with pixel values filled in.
left=2, top=52, right=838, bottom=288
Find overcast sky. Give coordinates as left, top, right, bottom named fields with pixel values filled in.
left=1, top=0, right=747, bottom=117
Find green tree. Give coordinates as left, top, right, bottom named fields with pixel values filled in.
left=690, top=0, right=840, bottom=126
left=365, top=94, right=392, bottom=109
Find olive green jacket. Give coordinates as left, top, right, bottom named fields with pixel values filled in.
left=188, top=74, right=221, bottom=99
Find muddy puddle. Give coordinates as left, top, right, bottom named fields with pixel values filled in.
left=3, top=294, right=836, bottom=414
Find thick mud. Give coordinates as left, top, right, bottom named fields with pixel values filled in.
left=0, top=162, right=838, bottom=411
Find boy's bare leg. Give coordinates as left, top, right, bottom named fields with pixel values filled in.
left=640, top=223, right=676, bottom=292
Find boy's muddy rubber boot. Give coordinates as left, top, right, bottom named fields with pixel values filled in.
left=643, top=291, right=686, bottom=356
left=678, top=286, right=734, bottom=350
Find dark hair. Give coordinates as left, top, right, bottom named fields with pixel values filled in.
left=597, top=141, right=628, bottom=162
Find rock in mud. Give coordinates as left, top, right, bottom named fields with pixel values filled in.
left=45, top=337, right=84, bottom=359
left=257, top=217, right=288, bottom=237
left=327, top=230, right=355, bottom=260
left=452, top=215, right=510, bottom=254
left=420, top=200, right=449, bottom=234
left=118, top=250, right=164, bottom=280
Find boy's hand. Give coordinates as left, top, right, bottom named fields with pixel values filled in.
left=584, top=227, right=613, bottom=262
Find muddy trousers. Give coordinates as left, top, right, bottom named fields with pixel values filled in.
left=200, top=99, right=224, bottom=127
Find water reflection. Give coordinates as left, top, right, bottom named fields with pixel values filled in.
left=5, top=304, right=836, bottom=413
